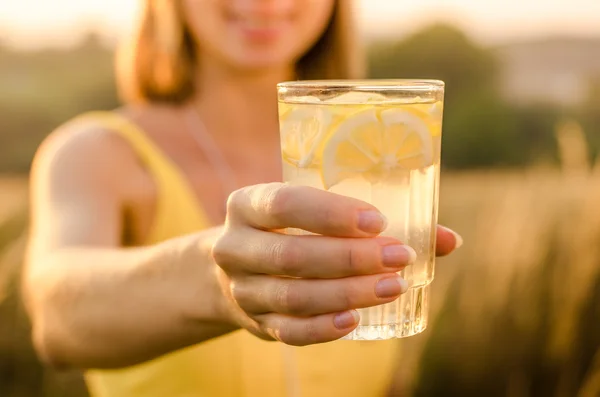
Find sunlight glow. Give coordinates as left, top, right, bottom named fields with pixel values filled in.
left=0, top=0, right=599, bottom=49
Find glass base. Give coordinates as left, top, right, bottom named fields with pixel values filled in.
left=343, top=283, right=430, bottom=341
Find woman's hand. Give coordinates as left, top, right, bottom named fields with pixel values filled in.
left=212, top=183, right=461, bottom=346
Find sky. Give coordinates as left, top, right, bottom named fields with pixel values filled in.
left=1, top=0, right=600, bottom=50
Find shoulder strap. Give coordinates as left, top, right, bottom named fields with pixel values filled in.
left=70, top=111, right=213, bottom=237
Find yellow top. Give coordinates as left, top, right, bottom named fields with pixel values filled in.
left=76, top=111, right=400, bottom=397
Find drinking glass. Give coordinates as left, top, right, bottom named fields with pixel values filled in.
left=277, top=80, right=444, bottom=340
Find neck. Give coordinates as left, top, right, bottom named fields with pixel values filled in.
left=193, top=60, right=295, bottom=142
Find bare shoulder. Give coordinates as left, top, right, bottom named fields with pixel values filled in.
left=31, top=109, right=144, bottom=195
left=30, top=102, right=185, bottom=196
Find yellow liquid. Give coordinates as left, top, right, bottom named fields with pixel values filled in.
left=278, top=95, right=443, bottom=340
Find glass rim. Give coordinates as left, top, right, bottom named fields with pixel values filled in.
left=277, top=79, right=445, bottom=91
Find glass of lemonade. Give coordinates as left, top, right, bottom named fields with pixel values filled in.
left=276, top=80, right=444, bottom=340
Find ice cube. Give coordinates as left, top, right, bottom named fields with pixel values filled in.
left=326, top=91, right=387, bottom=104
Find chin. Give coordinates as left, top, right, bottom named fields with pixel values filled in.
left=228, top=50, right=297, bottom=73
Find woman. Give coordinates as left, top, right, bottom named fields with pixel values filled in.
left=23, top=0, right=462, bottom=396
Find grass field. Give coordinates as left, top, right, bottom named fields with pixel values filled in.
left=1, top=167, right=599, bottom=396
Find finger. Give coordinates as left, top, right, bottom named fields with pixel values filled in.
left=435, top=225, right=463, bottom=256
left=232, top=274, right=408, bottom=316
left=226, top=183, right=387, bottom=237
left=255, top=310, right=360, bottom=346
left=214, top=228, right=416, bottom=278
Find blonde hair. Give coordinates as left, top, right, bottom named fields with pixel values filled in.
left=117, top=0, right=364, bottom=104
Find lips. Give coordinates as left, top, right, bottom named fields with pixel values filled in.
left=236, top=17, right=285, bottom=29
left=227, top=11, right=292, bottom=41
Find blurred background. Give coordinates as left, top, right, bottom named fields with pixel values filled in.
left=1, top=0, right=600, bottom=396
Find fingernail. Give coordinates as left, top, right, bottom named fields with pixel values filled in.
left=358, top=211, right=387, bottom=234
left=334, top=310, right=360, bottom=329
left=440, top=226, right=463, bottom=249
left=375, top=275, right=408, bottom=298
left=382, top=244, right=417, bottom=267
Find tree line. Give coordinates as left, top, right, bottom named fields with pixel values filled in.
left=0, top=24, right=598, bottom=173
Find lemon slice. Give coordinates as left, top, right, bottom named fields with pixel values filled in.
left=280, top=107, right=333, bottom=168
left=408, top=101, right=443, bottom=137
left=320, top=108, right=433, bottom=189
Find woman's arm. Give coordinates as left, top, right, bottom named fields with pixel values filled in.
left=23, top=126, right=236, bottom=369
